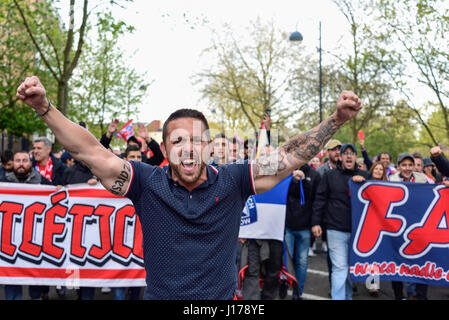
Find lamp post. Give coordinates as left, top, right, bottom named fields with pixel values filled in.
left=289, top=21, right=323, bottom=123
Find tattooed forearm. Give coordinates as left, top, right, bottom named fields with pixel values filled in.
left=254, top=115, right=341, bottom=177
left=109, top=162, right=131, bottom=195
left=281, top=115, right=340, bottom=162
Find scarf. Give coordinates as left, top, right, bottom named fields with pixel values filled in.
left=35, top=157, right=53, bottom=182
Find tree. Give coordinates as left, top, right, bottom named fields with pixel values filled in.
left=69, top=11, right=150, bottom=136
left=370, top=0, right=449, bottom=145
left=0, top=0, right=51, bottom=136
left=12, top=0, right=132, bottom=118
left=195, top=19, right=299, bottom=138
left=289, top=1, right=396, bottom=145
left=330, top=0, right=395, bottom=144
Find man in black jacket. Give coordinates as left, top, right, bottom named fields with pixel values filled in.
left=311, top=143, right=369, bottom=300
left=284, top=164, right=321, bottom=299
left=430, top=146, right=449, bottom=180
left=100, top=120, right=164, bottom=166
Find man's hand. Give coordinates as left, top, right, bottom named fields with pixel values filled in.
left=292, top=169, right=305, bottom=181
left=312, top=225, right=322, bottom=238
left=106, top=119, right=119, bottom=138
left=358, top=138, right=365, bottom=149
left=430, top=146, right=442, bottom=158
left=334, top=91, right=362, bottom=125
left=16, top=76, right=49, bottom=114
left=352, top=175, right=366, bottom=183
left=137, top=122, right=150, bottom=141
left=262, top=113, right=272, bottom=131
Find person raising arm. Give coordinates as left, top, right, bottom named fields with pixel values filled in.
left=252, top=91, right=362, bottom=194
left=16, top=76, right=131, bottom=196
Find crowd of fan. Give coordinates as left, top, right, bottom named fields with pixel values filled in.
left=2, top=114, right=449, bottom=300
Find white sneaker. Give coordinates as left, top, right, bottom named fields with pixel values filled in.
left=101, top=287, right=111, bottom=294
left=322, top=242, right=328, bottom=252
left=308, top=248, right=316, bottom=257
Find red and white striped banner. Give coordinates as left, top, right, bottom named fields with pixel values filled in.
left=0, top=183, right=145, bottom=287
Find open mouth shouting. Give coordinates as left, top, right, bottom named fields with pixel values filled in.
left=181, top=158, right=199, bottom=174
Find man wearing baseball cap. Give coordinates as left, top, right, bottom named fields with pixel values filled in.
left=317, top=139, right=342, bottom=177
left=389, top=152, right=428, bottom=300
left=389, top=153, right=428, bottom=183
left=312, top=143, right=369, bottom=299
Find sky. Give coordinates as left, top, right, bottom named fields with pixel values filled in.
left=111, top=0, right=350, bottom=124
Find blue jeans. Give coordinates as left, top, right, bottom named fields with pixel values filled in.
left=284, top=228, right=310, bottom=297
left=78, top=287, right=95, bottom=300
left=114, top=287, right=142, bottom=300
left=4, top=285, right=22, bottom=300
left=327, top=229, right=352, bottom=300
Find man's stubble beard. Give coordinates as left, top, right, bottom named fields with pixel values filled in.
left=170, top=160, right=207, bottom=186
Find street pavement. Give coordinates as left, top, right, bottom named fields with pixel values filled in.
left=1, top=240, right=449, bottom=300
left=286, top=240, right=449, bottom=300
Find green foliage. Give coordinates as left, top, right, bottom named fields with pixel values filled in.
left=0, top=0, right=53, bottom=136
left=195, top=19, right=299, bottom=136
left=69, top=10, right=150, bottom=136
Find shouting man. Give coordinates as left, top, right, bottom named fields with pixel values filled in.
left=16, top=76, right=362, bottom=300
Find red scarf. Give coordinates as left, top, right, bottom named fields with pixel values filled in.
left=36, top=157, right=53, bottom=182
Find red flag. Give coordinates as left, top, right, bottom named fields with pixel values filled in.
left=115, top=120, right=134, bottom=142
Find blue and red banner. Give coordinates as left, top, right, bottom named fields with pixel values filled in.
left=350, top=180, right=449, bottom=286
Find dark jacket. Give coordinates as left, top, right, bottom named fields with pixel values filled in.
left=60, top=161, right=94, bottom=185
left=101, top=133, right=164, bottom=166
left=431, top=154, right=449, bottom=177
left=1, top=169, right=52, bottom=185
left=32, top=154, right=67, bottom=186
left=311, top=161, right=370, bottom=232
left=285, top=164, right=321, bottom=230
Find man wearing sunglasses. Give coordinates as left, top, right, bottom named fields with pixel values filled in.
left=311, top=143, right=369, bottom=300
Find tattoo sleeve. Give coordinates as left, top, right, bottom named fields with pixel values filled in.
left=108, top=162, right=131, bottom=196
left=254, top=115, right=341, bottom=177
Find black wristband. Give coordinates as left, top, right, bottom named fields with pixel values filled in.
left=39, top=98, right=52, bottom=117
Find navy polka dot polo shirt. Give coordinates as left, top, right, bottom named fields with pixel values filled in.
left=125, top=160, right=255, bottom=300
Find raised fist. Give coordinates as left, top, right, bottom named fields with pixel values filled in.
left=16, top=76, right=49, bottom=114
left=335, top=90, right=362, bottom=125
left=430, top=146, right=442, bottom=158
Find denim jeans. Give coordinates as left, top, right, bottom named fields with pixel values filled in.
left=114, top=287, right=142, bottom=300
left=4, top=285, right=22, bottom=300
left=327, top=229, right=352, bottom=300
left=78, top=287, right=95, bottom=300
left=284, top=228, right=310, bottom=297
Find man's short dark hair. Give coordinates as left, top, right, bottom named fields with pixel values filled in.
left=162, top=109, right=210, bottom=143
left=127, top=136, right=142, bottom=148
left=1, top=150, right=13, bottom=164
left=413, top=152, right=423, bottom=161
left=125, top=145, right=141, bottom=158
left=378, top=152, right=392, bottom=162
left=214, top=133, right=227, bottom=141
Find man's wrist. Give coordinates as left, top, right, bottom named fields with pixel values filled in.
left=38, top=98, right=52, bottom=117
left=330, top=112, right=345, bottom=127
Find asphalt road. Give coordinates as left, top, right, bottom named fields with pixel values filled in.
left=1, top=240, right=449, bottom=300
left=288, top=241, right=449, bottom=300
